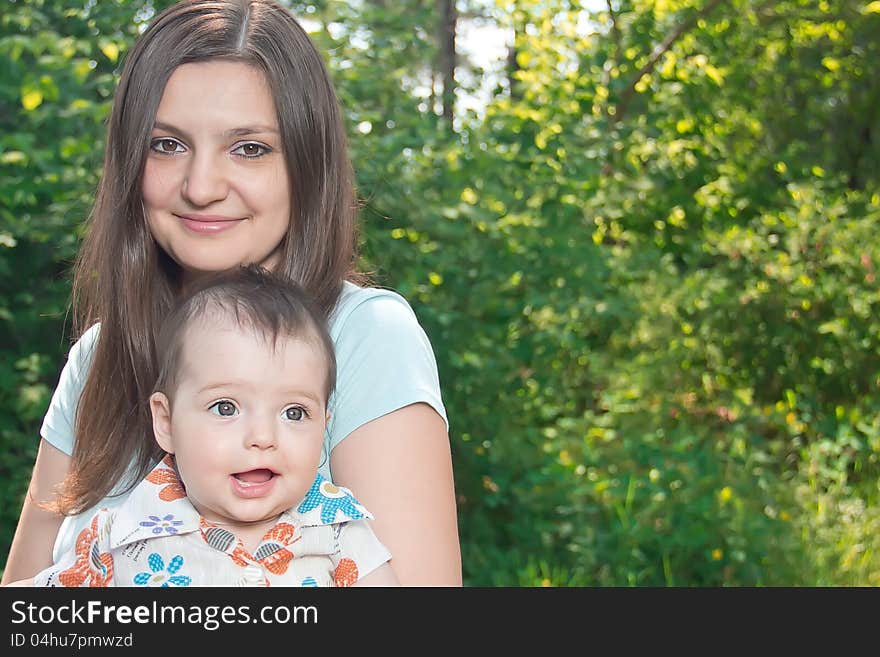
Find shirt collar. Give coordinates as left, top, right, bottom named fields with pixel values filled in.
left=107, top=459, right=373, bottom=550
left=288, top=472, right=373, bottom=527
left=108, top=455, right=201, bottom=550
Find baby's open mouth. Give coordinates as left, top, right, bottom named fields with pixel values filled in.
left=232, top=469, right=275, bottom=486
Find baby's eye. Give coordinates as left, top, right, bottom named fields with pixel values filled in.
left=283, top=406, right=306, bottom=421
left=231, top=142, right=270, bottom=158
left=150, top=138, right=185, bottom=154
left=209, top=400, right=238, bottom=417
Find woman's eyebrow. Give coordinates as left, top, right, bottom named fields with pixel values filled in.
left=225, top=125, right=280, bottom=137
left=151, top=121, right=279, bottom=138
left=152, top=120, right=188, bottom=137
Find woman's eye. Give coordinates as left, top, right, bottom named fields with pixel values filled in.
left=283, top=406, right=305, bottom=421
left=232, top=142, right=270, bottom=158
left=150, top=138, right=185, bottom=154
left=209, top=400, right=238, bottom=417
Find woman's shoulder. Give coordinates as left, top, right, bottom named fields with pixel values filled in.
left=329, top=281, right=421, bottom=340
left=322, top=281, right=448, bottom=454
left=40, top=323, right=102, bottom=457
left=70, top=323, right=101, bottom=361
left=54, top=322, right=102, bottom=387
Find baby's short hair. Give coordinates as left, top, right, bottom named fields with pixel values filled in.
left=153, top=265, right=336, bottom=401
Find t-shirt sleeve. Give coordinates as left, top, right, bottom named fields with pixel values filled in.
left=331, top=519, right=392, bottom=586
left=326, top=292, right=447, bottom=454
left=40, top=324, right=99, bottom=456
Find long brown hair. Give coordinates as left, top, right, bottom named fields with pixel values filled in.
left=60, top=0, right=363, bottom=514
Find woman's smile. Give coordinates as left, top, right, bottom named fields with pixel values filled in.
left=177, top=213, right=247, bottom=234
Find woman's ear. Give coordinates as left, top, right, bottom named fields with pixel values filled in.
left=150, top=392, right=174, bottom=453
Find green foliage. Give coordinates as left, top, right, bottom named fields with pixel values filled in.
left=2, top=0, right=879, bottom=585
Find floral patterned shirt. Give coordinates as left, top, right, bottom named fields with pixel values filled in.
left=34, top=456, right=391, bottom=587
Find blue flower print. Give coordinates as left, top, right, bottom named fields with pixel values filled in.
left=297, top=477, right=366, bottom=523
left=133, top=553, right=192, bottom=587
left=139, top=514, right=184, bottom=536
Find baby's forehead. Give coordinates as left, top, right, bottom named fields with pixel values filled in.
left=183, top=308, right=324, bottom=354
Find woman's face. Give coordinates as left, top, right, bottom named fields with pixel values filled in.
left=142, top=61, right=291, bottom=282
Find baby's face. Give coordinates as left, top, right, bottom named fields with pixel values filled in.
left=158, top=317, right=328, bottom=528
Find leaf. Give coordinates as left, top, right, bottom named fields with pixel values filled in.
left=21, top=89, right=43, bottom=111
left=101, top=42, right=119, bottom=63
left=821, top=57, right=841, bottom=72
left=0, top=151, right=26, bottom=165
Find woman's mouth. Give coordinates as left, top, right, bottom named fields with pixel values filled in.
left=177, top=214, right=244, bottom=234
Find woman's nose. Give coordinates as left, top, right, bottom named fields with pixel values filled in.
left=181, top=151, right=228, bottom=206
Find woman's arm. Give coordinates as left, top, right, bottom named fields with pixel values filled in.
left=352, top=562, right=399, bottom=587
left=3, top=578, right=35, bottom=587
left=1, top=440, right=70, bottom=584
left=331, top=402, right=462, bottom=586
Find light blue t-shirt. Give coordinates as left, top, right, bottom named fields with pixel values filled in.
left=40, top=281, right=447, bottom=562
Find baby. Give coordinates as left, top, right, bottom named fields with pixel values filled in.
left=31, top=266, right=398, bottom=587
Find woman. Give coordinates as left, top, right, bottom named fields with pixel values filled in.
left=1, top=0, right=461, bottom=586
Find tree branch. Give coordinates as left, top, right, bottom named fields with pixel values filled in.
left=606, top=0, right=623, bottom=56
left=601, top=0, right=623, bottom=115
left=613, top=0, right=728, bottom=124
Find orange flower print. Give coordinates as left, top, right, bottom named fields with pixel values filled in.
left=264, top=522, right=296, bottom=545
left=229, top=545, right=252, bottom=569
left=253, top=522, right=299, bottom=575
left=261, top=549, right=294, bottom=576
left=57, top=515, right=114, bottom=587
left=333, top=558, right=359, bottom=587
left=146, top=454, right=186, bottom=501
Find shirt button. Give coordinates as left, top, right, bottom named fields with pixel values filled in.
left=241, top=565, right=266, bottom=586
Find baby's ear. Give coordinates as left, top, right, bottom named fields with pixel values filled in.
left=150, top=392, right=174, bottom=453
